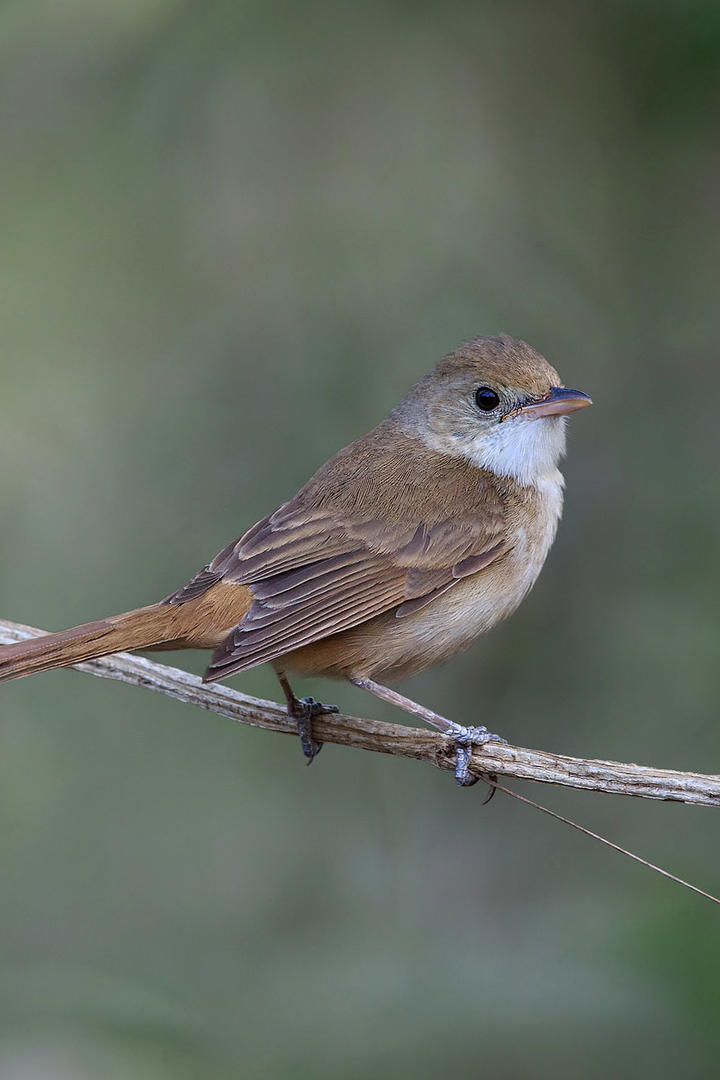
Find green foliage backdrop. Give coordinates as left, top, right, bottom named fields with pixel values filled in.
left=0, top=2, right=719, bottom=1076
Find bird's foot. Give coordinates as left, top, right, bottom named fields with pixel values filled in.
left=288, top=696, right=339, bottom=764
left=446, top=724, right=507, bottom=787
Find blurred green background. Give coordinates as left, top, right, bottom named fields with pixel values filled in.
left=1, top=1, right=719, bottom=1076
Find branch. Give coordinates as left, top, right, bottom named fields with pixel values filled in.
left=1, top=617, right=718, bottom=808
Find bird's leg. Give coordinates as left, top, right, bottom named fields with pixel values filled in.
left=275, top=670, right=339, bottom=764
left=348, top=676, right=506, bottom=787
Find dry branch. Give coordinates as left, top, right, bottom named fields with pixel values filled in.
left=1, top=617, right=718, bottom=808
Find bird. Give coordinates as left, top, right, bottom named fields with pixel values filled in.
left=0, top=334, right=591, bottom=784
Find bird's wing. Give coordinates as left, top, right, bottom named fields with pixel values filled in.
left=195, top=492, right=507, bottom=679
left=164, top=424, right=510, bottom=679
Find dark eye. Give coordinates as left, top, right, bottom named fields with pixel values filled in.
left=475, top=386, right=500, bottom=411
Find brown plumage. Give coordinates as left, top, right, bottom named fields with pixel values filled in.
left=0, top=334, right=591, bottom=782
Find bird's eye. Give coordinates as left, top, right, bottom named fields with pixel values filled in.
left=475, top=386, right=500, bottom=411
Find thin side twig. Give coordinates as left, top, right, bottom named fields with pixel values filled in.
left=1, top=617, right=718, bottom=808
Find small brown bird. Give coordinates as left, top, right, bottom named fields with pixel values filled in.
left=0, top=335, right=590, bottom=783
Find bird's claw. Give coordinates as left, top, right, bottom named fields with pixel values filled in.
left=290, top=696, right=339, bottom=764
left=449, top=724, right=507, bottom=787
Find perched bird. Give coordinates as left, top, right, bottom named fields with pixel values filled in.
left=0, top=335, right=591, bottom=783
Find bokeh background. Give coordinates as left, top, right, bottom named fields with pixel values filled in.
left=1, top=2, right=719, bottom=1076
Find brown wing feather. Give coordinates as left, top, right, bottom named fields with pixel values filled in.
left=168, top=425, right=509, bottom=681
left=209, top=576, right=407, bottom=673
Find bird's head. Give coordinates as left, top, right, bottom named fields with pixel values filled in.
left=396, top=334, right=591, bottom=487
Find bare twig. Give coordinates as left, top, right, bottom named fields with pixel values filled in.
left=1, top=617, right=718, bottom=808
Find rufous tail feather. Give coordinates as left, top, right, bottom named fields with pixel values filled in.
left=0, top=604, right=187, bottom=684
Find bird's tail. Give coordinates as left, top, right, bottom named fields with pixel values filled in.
left=0, top=604, right=187, bottom=684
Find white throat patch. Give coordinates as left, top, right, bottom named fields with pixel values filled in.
left=462, top=414, right=567, bottom=487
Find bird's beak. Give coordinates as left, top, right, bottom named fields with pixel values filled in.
left=503, top=386, right=592, bottom=421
